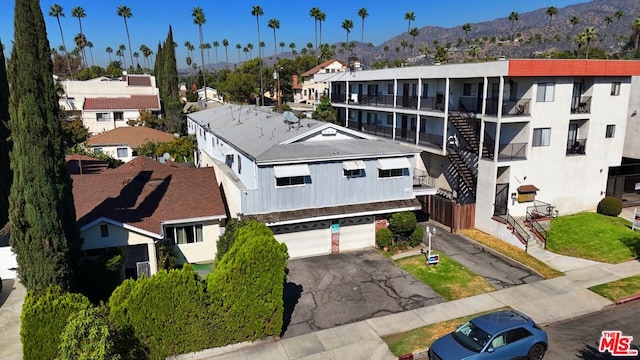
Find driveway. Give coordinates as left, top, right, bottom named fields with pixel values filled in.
left=282, top=249, right=444, bottom=338
left=0, top=278, right=25, bottom=360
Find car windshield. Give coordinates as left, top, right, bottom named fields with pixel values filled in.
left=452, top=321, right=492, bottom=352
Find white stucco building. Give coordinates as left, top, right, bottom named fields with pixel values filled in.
left=293, top=59, right=348, bottom=104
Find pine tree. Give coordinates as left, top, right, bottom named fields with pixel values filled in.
left=0, top=39, right=11, bottom=226
left=8, top=0, right=79, bottom=292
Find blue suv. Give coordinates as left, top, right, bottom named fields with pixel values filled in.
left=429, top=310, right=548, bottom=360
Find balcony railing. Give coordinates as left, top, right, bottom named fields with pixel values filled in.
left=361, top=94, right=395, bottom=107
left=418, top=132, right=444, bottom=149
left=419, top=96, right=445, bottom=111
left=483, top=142, right=527, bottom=160
left=570, top=96, right=591, bottom=114
left=486, top=98, right=531, bottom=116
left=396, top=95, right=418, bottom=109
left=347, top=121, right=443, bottom=149
left=566, top=138, right=587, bottom=155
left=413, top=168, right=436, bottom=189
left=348, top=121, right=394, bottom=139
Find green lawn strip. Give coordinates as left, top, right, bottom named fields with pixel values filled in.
left=394, top=254, right=495, bottom=301
left=459, top=229, right=563, bottom=279
left=589, top=275, right=640, bottom=301
left=383, top=308, right=510, bottom=357
left=546, top=212, right=640, bottom=263
left=189, top=262, right=214, bottom=274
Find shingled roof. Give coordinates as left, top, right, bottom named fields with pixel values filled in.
left=301, top=59, right=348, bottom=77
left=65, top=154, right=109, bottom=175
left=73, top=164, right=226, bottom=236
left=127, top=75, right=152, bottom=86
left=86, top=127, right=175, bottom=148
left=84, top=95, right=160, bottom=111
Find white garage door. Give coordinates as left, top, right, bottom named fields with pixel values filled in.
left=271, top=221, right=331, bottom=258
left=339, top=216, right=375, bottom=252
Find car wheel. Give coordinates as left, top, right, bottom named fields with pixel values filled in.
left=528, top=343, right=546, bottom=360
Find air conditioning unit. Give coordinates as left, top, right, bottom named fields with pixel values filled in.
left=136, top=261, right=151, bottom=278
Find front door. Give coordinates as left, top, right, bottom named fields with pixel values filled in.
left=357, top=111, right=363, bottom=131
left=401, top=115, right=408, bottom=140
left=402, top=83, right=410, bottom=108
left=494, top=183, right=509, bottom=216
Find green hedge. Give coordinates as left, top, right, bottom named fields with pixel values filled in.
left=21, top=286, right=91, bottom=360
left=57, top=307, right=120, bottom=360
left=208, top=220, right=289, bottom=343
left=376, top=228, right=393, bottom=248
left=597, top=196, right=623, bottom=217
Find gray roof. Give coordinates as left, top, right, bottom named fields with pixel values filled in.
left=187, top=104, right=420, bottom=164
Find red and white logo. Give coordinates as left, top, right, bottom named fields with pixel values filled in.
left=599, top=331, right=638, bottom=356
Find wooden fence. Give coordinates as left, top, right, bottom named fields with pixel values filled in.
left=424, top=195, right=475, bottom=233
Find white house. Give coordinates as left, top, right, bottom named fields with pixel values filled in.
left=187, top=105, right=436, bottom=258
left=72, top=157, right=226, bottom=277
left=293, top=59, right=348, bottom=104
left=315, top=59, right=640, bottom=247
left=86, top=126, right=176, bottom=163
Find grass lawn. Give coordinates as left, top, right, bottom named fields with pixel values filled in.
left=459, top=229, right=563, bottom=279
left=394, top=254, right=495, bottom=301
left=590, top=275, right=640, bottom=302
left=383, top=308, right=509, bottom=357
left=189, top=262, right=214, bottom=275
left=546, top=212, right=640, bottom=263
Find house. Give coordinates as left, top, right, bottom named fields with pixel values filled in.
left=187, top=105, right=436, bottom=258
left=58, top=74, right=161, bottom=134
left=315, top=59, right=640, bottom=247
left=293, top=59, right=348, bottom=104
left=86, top=127, right=176, bottom=163
left=72, top=157, right=226, bottom=277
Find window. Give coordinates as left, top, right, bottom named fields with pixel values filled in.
left=164, top=224, right=203, bottom=245
left=387, top=84, right=393, bottom=94
left=100, top=224, right=109, bottom=238
left=237, top=155, right=242, bottom=174
left=463, top=83, right=475, bottom=96
left=117, top=147, right=128, bottom=158
left=276, top=176, right=305, bottom=187
left=536, top=82, right=555, bottom=102
left=386, top=114, right=393, bottom=126
left=378, top=169, right=404, bottom=178
left=114, top=111, right=124, bottom=121
left=96, top=112, right=110, bottom=122
left=422, top=83, right=429, bottom=98
left=611, top=82, right=621, bottom=96
left=343, top=169, right=363, bottom=177
left=532, top=128, right=551, bottom=147
left=606, top=124, right=616, bottom=138
left=93, top=147, right=103, bottom=154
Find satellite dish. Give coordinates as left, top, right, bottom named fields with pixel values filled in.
left=163, top=152, right=171, bottom=160
left=122, top=70, right=128, bottom=76
left=282, top=111, right=299, bottom=124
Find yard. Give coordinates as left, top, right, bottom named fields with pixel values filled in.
left=546, top=212, right=640, bottom=263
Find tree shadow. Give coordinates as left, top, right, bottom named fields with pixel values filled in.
left=576, top=341, right=639, bottom=359
left=620, top=236, right=640, bottom=259
left=0, top=278, right=14, bottom=307
left=281, top=267, right=303, bottom=336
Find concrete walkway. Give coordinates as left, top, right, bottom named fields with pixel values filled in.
left=178, top=246, right=640, bottom=360
left=0, top=279, right=26, bottom=360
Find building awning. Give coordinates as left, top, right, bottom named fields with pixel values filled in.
left=377, top=157, right=411, bottom=170
left=273, top=164, right=310, bottom=178
left=517, top=185, right=539, bottom=193
left=342, top=160, right=366, bottom=171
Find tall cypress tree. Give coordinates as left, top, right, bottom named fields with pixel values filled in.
left=8, top=0, right=79, bottom=292
left=0, top=39, right=11, bottom=226
left=163, top=26, right=178, bottom=100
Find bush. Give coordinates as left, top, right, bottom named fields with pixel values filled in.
left=216, top=217, right=249, bottom=263
left=109, top=267, right=214, bottom=359
left=75, top=248, right=124, bottom=304
left=389, top=211, right=418, bottom=240
left=597, top=196, right=623, bottom=217
left=207, top=220, right=289, bottom=343
left=376, top=228, right=393, bottom=248
left=21, top=286, right=91, bottom=360
left=57, top=307, right=121, bottom=360
left=409, top=226, right=425, bottom=247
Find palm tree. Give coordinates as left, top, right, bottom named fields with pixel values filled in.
left=49, top=4, right=73, bottom=78
left=86, top=41, right=94, bottom=66
left=115, top=48, right=124, bottom=66
left=192, top=7, right=208, bottom=100
left=318, top=11, right=326, bottom=51
left=509, top=11, right=519, bottom=40
left=613, top=9, right=625, bottom=48
left=212, top=41, right=220, bottom=64
left=342, top=19, right=354, bottom=54
left=116, top=5, right=134, bottom=66
left=462, top=23, right=472, bottom=41
left=247, top=43, right=254, bottom=58
left=252, top=5, right=264, bottom=105
left=632, top=17, right=640, bottom=56
left=186, top=56, right=192, bottom=81
left=289, top=42, right=296, bottom=54
left=582, top=27, right=599, bottom=59
left=184, top=41, right=194, bottom=59
left=546, top=6, right=558, bottom=26
left=140, top=44, right=152, bottom=69
left=409, top=27, right=419, bottom=53
left=268, top=18, right=280, bottom=57
left=279, top=41, right=285, bottom=54
left=222, top=38, right=229, bottom=66
left=73, top=33, right=87, bottom=67
left=236, top=43, right=242, bottom=61
left=118, top=44, right=127, bottom=68
left=133, top=51, right=140, bottom=68
left=71, top=7, right=88, bottom=68
left=106, top=46, right=113, bottom=63
left=468, top=44, right=480, bottom=61
left=358, top=8, right=369, bottom=44
left=404, top=11, right=415, bottom=33
left=309, top=7, right=320, bottom=54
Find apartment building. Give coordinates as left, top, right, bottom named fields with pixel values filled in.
left=315, top=59, right=640, bottom=241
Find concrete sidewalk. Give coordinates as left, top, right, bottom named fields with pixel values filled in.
left=175, top=244, right=640, bottom=360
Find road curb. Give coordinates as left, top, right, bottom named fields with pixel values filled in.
left=615, top=293, right=640, bottom=305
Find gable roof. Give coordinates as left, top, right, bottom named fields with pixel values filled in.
left=107, top=156, right=178, bottom=173
left=86, top=127, right=175, bottom=148
left=187, top=104, right=420, bottom=165
left=65, top=154, right=109, bottom=175
left=73, top=164, right=225, bottom=236
left=84, top=95, right=160, bottom=111
left=301, top=59, right=348, bottom=77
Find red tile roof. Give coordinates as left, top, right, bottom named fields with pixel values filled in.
left=84, top=95, right=160, bottom=111
left=73, top=164, right=226, bottom=235
left=127, top=75, right=152, bottom=86
left=301, top=59, right=348, bottom=77
left=508, top=60, right=640, bottom=77
left=65, top=154, right=109, bottom=175
left=87, top=127, right=175, bottom=148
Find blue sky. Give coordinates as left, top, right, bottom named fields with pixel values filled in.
left=0, top=0, right=590, bottom=68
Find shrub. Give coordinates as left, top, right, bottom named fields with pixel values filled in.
left=376, top=228, right=393, bottom=248
left=597, top=196, right=623, bottom=217
left=216, top=217, right=249, bottom=263
left=389, top=211, right=418, bottom=238
left=57, top=307, right=121, bottom=360
left=409, top=226, right=425, bottom=247
left=207, top=220, right=289, bottom=344
left=75, top=248, right=124, bottom=304
left=21, top=286, right=91, bottom=360
left=108, top=267, right=214, bottom=359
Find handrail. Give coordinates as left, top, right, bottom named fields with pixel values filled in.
left=506, top=213, right=530, bottom=252
left=529, top=219, right=548, bottom=249
left=525, top=200, right=555, bottom=222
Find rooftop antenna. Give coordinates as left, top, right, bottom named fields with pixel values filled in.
left=229, top=106, right=236, bottom=122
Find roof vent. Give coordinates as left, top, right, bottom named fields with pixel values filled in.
left=282, top=111, right=299, bottom=124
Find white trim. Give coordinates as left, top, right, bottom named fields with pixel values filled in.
left=377, top=157, right=411, bottom=170
left=160, top=215, right=226, bottom=225
left=342, top=160, right=366, bottom=171
left=80, top=217, right=163, bottom=239
left=273, top=164, right=311, bottom=178
left=281, top=123, right=376, bottom=144
left=263, top=204, right=422, bottom=226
